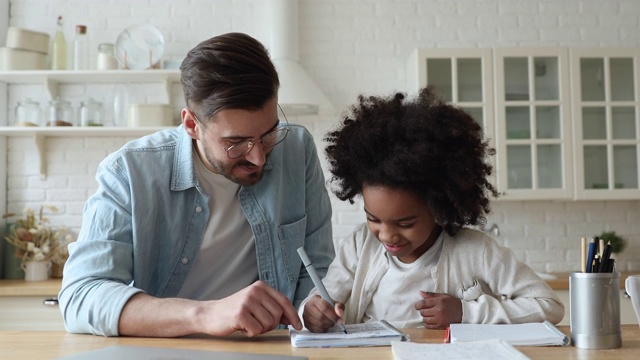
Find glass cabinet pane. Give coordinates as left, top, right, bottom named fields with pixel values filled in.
left=457, top=58, right=482, bottom=102
left=537, top=144, right=562, bottom=188
left=610, top=58, right=634, bottom=101
left=580, top=58, right=605, bottom=101
left=534, top=57, right=559, bottom=100
left=536, top=106, right=560, bottom=139
left=507, top=145, right=532, bottom=189
left=427, top=59, right=452, bottom=101
left=583, top=145, right=609, bottom=189
left=582, top=107, right=606, bottom=140
left=463, top=107, right=484, bottom=132
left=613, top=145, right=638, bottom=188
left=612, top=107, right=636, bottom=139
left=506, top=106, right=530, bottom=139
left=504, top=57, right=529, bottom=101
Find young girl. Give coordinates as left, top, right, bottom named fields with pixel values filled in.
left=301, top=87, right=564, bottom=333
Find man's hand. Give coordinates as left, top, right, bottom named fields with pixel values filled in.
left=415, top=291, right=462, bottom=329
left=302, top=295, right=345, bottom=333
left=200, top=280, right=302, bottom=337
left=119, top=280, right=301, bottom=337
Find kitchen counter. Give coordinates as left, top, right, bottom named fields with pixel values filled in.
left=546, top=272, right=639, bottom=290
left=0, top=278, right=61, bottom=296
left=1, top=272, right=638, bottom=295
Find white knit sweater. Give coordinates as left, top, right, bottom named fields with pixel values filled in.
left=301, top=224, right=564, bottom=326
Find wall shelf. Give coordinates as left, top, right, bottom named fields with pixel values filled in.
left=0, top=126, right=172, bottom=179
left=0, top=69, right=180, bottom=99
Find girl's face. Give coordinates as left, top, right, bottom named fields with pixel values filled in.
left=362, top=185, right=441, bottom=264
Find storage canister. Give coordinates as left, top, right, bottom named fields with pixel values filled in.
left=0, top=47, right=47, bottom=70
left=6, top=27, right=50, bottom=54
left=79, top=98, right=104, bottom=126
left=14, top=98, right=42, bottom=126
left=47, top=97, right=74, bottom=126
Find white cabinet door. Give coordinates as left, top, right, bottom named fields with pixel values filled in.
left=0, top=296, right=64, bottom=331
left=407, top=48, right=496, bottom=189
left=570, top=48, right=640, bottom=200
left=494, top=48, right=574, bottom=200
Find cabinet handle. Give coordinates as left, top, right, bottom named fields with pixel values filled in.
left=43, top=297, right=59, bottom=307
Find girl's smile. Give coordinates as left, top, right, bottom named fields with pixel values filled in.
left=362, top=185, right=442, bottom=263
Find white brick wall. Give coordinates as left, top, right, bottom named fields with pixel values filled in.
left=3, top=0, right=640, bottom=273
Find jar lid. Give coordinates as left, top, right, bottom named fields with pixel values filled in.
left=18, top=97, right=39, bottom=106
left=49, top=96, right=71, bottom=106
left=76, top=25, right=87, bottom=34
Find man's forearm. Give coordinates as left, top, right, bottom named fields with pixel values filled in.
left=118, top=293, right=205, bottom=337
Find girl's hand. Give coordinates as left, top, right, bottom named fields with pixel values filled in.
left=415, top=291, right=462, bottom=329
left=302, top=295, right=345, bottom=333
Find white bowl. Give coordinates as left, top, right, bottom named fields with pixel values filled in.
left=6, top=27, right=50, bottom=54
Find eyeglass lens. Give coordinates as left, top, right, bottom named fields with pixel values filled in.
left=227, top=127, right=289, bottom=159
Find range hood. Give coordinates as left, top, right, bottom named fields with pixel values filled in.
left=268, top=0, right=334, bottom=115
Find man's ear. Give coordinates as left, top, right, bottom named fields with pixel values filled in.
left=182, top=108, right=199, bottom=139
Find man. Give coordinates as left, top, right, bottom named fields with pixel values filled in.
left=58, top=32, right=334, bottom=337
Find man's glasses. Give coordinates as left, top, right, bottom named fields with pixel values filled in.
left=189, top=108, right=290, bottom=159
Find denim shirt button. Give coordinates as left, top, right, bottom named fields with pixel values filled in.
left=181, top=257, right=189, bottom=264
left=263, top=272, right=269, bottom=280
left=195, top=206, right=202, bottom=213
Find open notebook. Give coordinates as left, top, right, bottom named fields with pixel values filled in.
left=290, top=320, right=409, bottom=348
left=447, top=321, right=570, bottom=346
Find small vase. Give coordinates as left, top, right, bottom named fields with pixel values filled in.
left=22, top=260, right=51, bottom=282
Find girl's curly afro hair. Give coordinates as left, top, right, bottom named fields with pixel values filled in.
left=325, top=87, right=498, bottom=236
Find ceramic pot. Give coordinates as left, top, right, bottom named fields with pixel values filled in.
left=22, top=260, right=51, bottom=282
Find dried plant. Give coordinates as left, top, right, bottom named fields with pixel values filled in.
left=3, top=205, right=73, bottom=264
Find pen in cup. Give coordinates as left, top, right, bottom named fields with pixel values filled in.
left=297, top=247, right=348, bottom=334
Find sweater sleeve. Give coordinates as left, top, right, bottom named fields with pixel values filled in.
left=444, top=230, right=565, bottom=325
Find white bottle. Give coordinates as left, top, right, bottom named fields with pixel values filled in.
left=113, top=84, right=129, bottom=127
left=50, top=16, right=67, bottom=70
left=73, top=25, right=89, bottom=70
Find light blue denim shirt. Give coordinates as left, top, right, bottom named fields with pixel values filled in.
left=58, top=124, right=334, bottom=336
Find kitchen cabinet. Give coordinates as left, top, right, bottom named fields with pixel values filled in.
left=406, top=48, right=497, bottom=188
left=407, top=46, right=640, bottom=200
left=494, top=47, right=573, bottom=200
left=570, top=48, right=640, bottom=200
left=0, top=279, right=63, bottom=331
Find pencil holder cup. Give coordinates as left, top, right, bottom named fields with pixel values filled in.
left=625, top=275, right=640, bottom=326
left=570, top=272, right=622, bottom=349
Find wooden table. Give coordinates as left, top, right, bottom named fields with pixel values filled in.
left=0, top=325, right=638, bottom=360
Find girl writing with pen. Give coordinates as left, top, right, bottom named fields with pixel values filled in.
left=300, top=87, right=564, bottom=332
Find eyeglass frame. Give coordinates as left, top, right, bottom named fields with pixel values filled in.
left=187, top=105, right=290, bottom=159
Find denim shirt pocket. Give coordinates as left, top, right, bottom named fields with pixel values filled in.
left=278, top=215, right=307, bottom=283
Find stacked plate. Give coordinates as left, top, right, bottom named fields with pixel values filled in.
left=0, top=27, right=50, bottom=70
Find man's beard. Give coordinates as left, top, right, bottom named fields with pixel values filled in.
left=203, top=146, right=268, bottom=187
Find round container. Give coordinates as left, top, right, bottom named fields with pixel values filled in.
left=6, top=27, right=50, bottom=54
left=127, top=104, right=174, bottom=127
left=0, top=47, right=47, bottom=70
left=96, top=43, right=118, bottom=70
left=79, top=98, right=104, bottom=126
left=47, top=97, right=74, bottom=126
left=14, top=98, right=42, bottom=126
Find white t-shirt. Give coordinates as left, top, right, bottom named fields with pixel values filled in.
left=363, top=231, right=444, bottom=328
left=176, top=150, right=258, bottom=300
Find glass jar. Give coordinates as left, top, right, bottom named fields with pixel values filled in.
left=79, top=98, right=104, bottom=126
left=96, top=43, right=118, bottom=70
left=14, top=98, right=42, bottom=126
left=47, top=97, right=74, bottom=126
